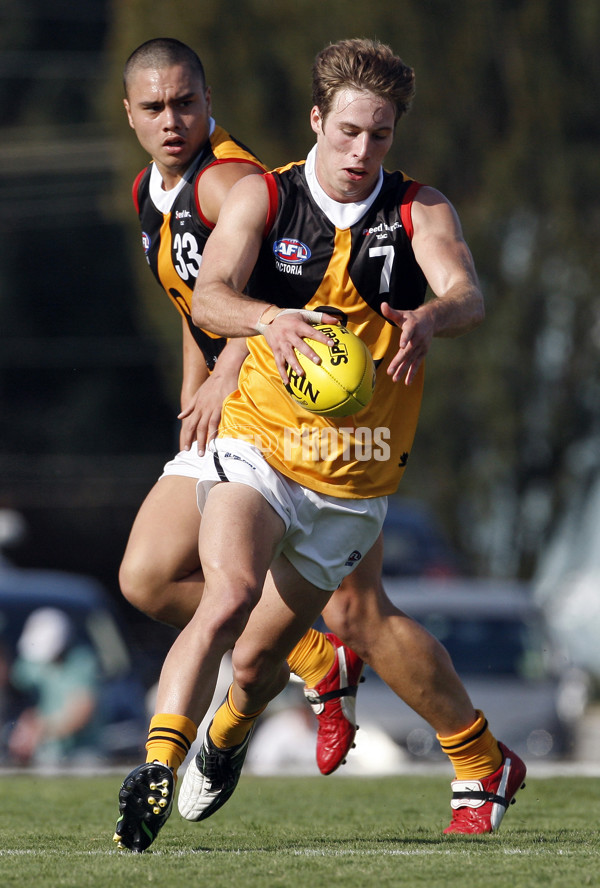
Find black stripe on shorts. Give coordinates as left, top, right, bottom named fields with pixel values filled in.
left=213, top=451, right=229, bottom=482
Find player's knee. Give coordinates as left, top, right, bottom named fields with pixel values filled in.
left=119, top=553, right=169, bottom=621
left=118, top=555, right=147, bottom=610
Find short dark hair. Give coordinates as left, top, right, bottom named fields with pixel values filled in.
left=123, top=38, right=206, bottom=97
left=312, top=38, right=415, bottom=124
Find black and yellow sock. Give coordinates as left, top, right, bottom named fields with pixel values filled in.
left=437, top=710, right=503, bottom=780
left=145, top=713, right=197, bottom=776
left=286, top=628, right=336, bottom=688
left=209, top=685, right=267, bottom=749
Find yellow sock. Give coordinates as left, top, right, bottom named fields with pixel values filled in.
left=145, top=713, right=197, bottom=776
left=209, top=685, right=266, bottom=749
left=287, top=628, right=335, bottom=688
left=437, top=710, right=503, bottom=780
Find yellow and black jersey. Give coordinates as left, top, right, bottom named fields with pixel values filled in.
left=133, top=123, right=266, bottom=369
left=221, top=151, right=429, bottom=498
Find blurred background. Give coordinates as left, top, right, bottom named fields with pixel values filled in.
left=1, top=0, right=599, bottom=770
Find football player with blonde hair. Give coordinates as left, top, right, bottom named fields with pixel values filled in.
left=114, top=38, right=526, bottom=852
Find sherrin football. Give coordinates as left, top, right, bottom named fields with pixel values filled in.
left=285, top=324, right=375, bottom=417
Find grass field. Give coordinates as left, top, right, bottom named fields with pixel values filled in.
left=0, top=773, right=599, bottom=888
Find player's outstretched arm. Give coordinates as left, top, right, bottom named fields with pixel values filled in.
left=385, top=186, right=484, bottom=384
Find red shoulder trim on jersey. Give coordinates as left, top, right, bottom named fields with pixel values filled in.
left=194, top=159, right=266, bottom=229
left=400, top=180, right=422, bottom=240
left=132, top=167, right=147, bottom=215
left=262, top=172, right=279, bottom=238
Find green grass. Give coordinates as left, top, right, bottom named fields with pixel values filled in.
left=0, top=774, right=599, bottom=888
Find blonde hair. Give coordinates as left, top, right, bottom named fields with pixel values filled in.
left=312, top=38, right=415, bottom=124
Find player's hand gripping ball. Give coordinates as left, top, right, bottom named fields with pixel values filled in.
left=285, top=325, right=375, bottom=417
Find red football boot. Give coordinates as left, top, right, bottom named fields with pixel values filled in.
left=304, top=633, right=364, bottom=775
left=444, top=742, right=527, bottom=834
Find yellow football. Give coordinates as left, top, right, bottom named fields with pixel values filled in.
left=285, top=324, right=375, bottom=417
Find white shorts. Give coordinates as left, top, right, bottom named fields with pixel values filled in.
left=164, top=437, right=387, bottom=592
left=160, top=442, right=212, bottom=480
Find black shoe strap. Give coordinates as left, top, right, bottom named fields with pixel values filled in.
left=452, top=789, right=507, bottom=809
left=308, top=685, right=358, bottom=704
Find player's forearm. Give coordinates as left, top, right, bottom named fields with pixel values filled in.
left=181, top=320, right=209, bottom=409
left=425, top=282, right=485, bottom=339
left=192, top=281, right=270, bottom=339
left=212, top=337, right=250, bottom=381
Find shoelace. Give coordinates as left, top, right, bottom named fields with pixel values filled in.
left=200, top=743, right=241, bottom=787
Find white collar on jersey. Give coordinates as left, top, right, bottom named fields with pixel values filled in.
left=304, top=144, right=384, bottom=230
left=148, top=117, right=217, bottom=213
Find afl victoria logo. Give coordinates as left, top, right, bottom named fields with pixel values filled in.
left=273, top=238, right=311, bottom=264
left=142, top=231, right=151, bottom=254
